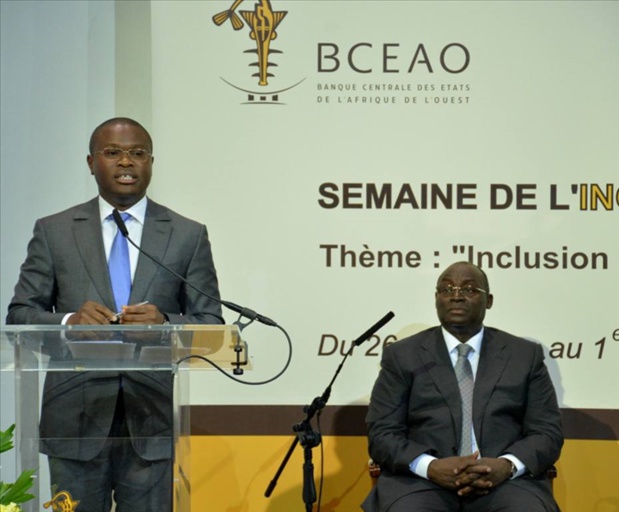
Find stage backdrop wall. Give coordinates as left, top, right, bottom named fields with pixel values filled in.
left=1, top=1, right=617, bottom=511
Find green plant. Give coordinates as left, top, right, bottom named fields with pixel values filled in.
left=0, top=424, right=36, bottom=510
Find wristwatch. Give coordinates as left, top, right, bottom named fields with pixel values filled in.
left=509, top=460, right=517, bottom=479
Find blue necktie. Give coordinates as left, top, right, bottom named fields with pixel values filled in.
left=108, top=212, right=132, bottom=312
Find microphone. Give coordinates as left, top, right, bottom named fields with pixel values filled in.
left=112, top=208, right=277, bottom=327
left=352, top=311, right=395, bottom=347
left=264, top=311, right=395, bottom=499
left=323, top=311, right=395, bottom=402
left=113, top=209, right=130, bottom=237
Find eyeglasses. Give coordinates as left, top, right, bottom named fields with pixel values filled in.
left=436, top=285, right=487, bottom=297
left=92, top=147, right=151, bottom=162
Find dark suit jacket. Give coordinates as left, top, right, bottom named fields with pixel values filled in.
left=6, top=197, right=223, bottom=461
left=362, top=326, right=563, bottom=512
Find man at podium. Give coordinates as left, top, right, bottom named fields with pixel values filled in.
left=6, top=117, right=223, bottom=512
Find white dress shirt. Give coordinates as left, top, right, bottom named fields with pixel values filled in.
left=61, top=196, right=147, bottom=323
left=409, top=326, right=525, bottom=479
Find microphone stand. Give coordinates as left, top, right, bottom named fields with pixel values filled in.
left=264, top=312, right=394, bottom=510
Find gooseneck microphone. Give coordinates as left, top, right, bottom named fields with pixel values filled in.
left=112, top=208, right=277, bottom=327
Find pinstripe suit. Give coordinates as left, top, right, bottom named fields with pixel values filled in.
left=7, top=197, right=223, bottom=509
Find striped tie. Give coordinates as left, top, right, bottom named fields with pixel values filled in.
left=455, top=343, right=474, bottom=456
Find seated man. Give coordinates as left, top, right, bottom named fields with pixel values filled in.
left=362, top=261, right=562, bottom=512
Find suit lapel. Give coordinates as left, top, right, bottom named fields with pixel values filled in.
left=72, top=198, right=116, bottom=309
left=473, top=329, right=509, bottom=446
left=130, top=200, right=172, bottom=302
left=419, top=329, right=463, bottom=447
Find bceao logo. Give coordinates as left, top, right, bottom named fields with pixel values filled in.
left=43, top=490, right=80, bottom=511
left=212, top=0, right=305, bottom=105
left=315, top=41, right=473, bottom=106
left=212, top=1, right=472, bottom=107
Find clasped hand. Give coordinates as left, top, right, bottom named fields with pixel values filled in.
left=67, top=300, right=165, bottom=325
left=427, top=452, right=512, bottom=497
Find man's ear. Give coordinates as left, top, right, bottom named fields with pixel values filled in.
left=486, top=293, right=494, bottom=310
left=87, top=154, right=94, bottom=175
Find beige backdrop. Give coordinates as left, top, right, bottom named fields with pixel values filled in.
left=1, top=1, right=617, bottom=510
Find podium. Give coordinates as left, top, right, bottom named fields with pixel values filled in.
left=0, top=324, right=247, bottom=512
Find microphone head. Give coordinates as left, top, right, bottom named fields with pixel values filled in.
left=112, top=209, right=129, bottom=237
left=353, top=311, right=395, bottom=346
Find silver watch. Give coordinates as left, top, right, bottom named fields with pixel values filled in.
left=509, top=461, right=517, bottom=478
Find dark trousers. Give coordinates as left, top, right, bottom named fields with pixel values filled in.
left=388, top=482, right=557, bottom=512
left=47, top=390, right=172, bottom=512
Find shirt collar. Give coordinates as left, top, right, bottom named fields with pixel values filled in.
left=98, top=196, right=148, bottom=225
left=442, top=326, right=484, bottom=355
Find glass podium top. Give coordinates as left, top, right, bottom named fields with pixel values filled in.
left=0, top=324, right=247, bottom=372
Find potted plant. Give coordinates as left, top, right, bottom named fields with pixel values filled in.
left=0, top=424, right=36, bottom=512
